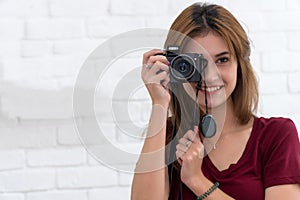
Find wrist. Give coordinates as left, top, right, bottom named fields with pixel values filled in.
left=152, top=101, right=169, bottom=109
left=185, top=173, right=208, bottom=196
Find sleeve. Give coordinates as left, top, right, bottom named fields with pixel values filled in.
left=262, top=118, right=300, bottom=189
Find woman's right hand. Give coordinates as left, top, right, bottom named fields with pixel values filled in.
left=141, top=49, right=171, bottom=107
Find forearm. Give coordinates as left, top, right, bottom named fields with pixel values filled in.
left=131, top=104, right=169, bottom=200
left=187, top=174, right=234, bottom=200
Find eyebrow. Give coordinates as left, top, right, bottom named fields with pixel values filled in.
left=215, top=51, right=230, bottom=57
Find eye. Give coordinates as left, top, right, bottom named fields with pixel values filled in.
left=216, top=57, right=229, bottom=64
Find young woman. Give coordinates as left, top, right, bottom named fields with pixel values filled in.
left=131, top=3, right=300, bottom=200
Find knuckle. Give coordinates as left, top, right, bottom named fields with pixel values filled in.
left=179, top=138, right=184, bottom=143
left=160, top=71, right=167, bottom=76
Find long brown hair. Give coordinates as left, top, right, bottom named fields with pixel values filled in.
left=165, top=3, right=259, bottom=165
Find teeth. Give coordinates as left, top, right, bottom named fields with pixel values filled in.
left=202, top=86, right=222, bottom=92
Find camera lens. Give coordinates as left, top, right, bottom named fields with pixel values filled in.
left=178, top=62, right=189, bottom=72
left=170, top=55, right=195, bottom=81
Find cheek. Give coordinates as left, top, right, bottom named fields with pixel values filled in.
left=220, top=65, right=238, bottom=86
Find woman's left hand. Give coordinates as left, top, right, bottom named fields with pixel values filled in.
left=176, top=126, right=205, bottom=186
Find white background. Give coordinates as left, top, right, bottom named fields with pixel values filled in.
left=0, top=0, right=300, bottom=199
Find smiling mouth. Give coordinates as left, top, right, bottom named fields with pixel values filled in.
left=200, top=85, right=224, bottom=92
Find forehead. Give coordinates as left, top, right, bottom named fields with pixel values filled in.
left=183, top=32, right=229, bottom=56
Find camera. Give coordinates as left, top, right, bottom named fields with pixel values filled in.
left=165, top=46, right=207, bottom=83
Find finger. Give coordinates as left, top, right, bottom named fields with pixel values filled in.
left=183, top=130, right=196, bottom=143
left=161, top=75, right=170, bottom=89
left=184, top=127, right=201, bottom=143
left=175, top=149, right=185, bottom=162
left=147, top=61, right=169, bottom=75
left=141, top=63, right=151, bottom=75
left=144, top=70, right=169, bottom=85
left=175, top=151, right=183, bottom=166
left=178, top=137, right=190, bottom=146
left=178, top=158, right=182, bottom=166
left=194, top=126, right=199, bottom=136
left=143, top=49, right=165, bottom=64
left=176, top=143, right=189, bottom=152
left=148, top=55, right=169, bottom=66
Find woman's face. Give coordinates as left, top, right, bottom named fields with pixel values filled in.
left=182, top=32, right=238, bottom=110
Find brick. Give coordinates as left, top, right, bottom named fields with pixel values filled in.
left=0, top=150, right=25, bottom=171
left=260, top=94, right=300, bottom=115
left=89, top=187, right=131, bottom=200
left=22, top=0, right=49, bottom=17
left=110, top=0, right=168, bottom=15
left=287, top=32, right=300, bottom=51
left=27, top=190, right=87, bottom=200
left=84, top=143, right=141, bottom=168
left=2, top=56, right=83, bottom=83
left=0, top=169, right=55, bottom=192
left=116, top=122, right=146, bottom=143
left=26, top=19, right=85, bottom=39
left=145, top=16, right=175, bottom=29
left=57, top=124, right=81, bottom=145
left=259, top=73, right=287, bottom=95
left=0, top=41, right=20, bottom=58
left=110, top=101, right=142, bottom=123
left=97, top=122, right=117, bottom=143
left=287, top=0, right=300, bottom=10
left=53, top=39, right=103, bottom=56
left=57, top=166, right=118, bottom=188
left=260, top=0, right=285, bottom=11
left=94, top=58, right=144, bottom=101
left=288, top=72, right=300, bottom=93
left=262, top=12, right=300, bottom=31
left=0, top=193, right=24, bottom=200
left=0, top=126, right=56, bottom=149
left=87, top=17, right=145, bottom=38
left=230, top=1, right=286, bottom=12
left=261, top=52, right=298, bottom=72
left=50, top=0, right=109, bottom=17
left=130, top=86, right=150, bottom=101
left=0, top=20, right=23, bottom=39
left=27, top=147, right=86, bottom=167
left=250, top=32, right=286, bottom=52
left=229, top=0, right=261, bottom=11
left=249, top=52, right=261, bottom=72
left=0, top=84, right=73, bottom=119
left=0, top=0, right=48, bottom=17
left=87, top=154, right=100, bottom=165
left=168, top=0, right=220, bottom=14
left=237, top=12, right=266, bottom=32
left=118, top=171, right=133, bottom=186
left=21, top=41, right=53, bottom=57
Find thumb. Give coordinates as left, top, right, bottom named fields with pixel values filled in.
left=193, top=126, right=200, bottom=141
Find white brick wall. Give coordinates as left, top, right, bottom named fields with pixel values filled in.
left=0, top=0, right=300, bottom=199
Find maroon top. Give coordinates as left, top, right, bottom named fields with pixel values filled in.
left=169, top=117, right=300, bottom=200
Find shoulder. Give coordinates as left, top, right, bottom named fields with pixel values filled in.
left=255, top=116, right=296, bottom=129
left=254, top=116, right=298, bottom=139
left=254, top=116, right=299, bottom=153
left=254, top=117, right=300, bottom=188
left=254, top=116, right=299, bottom=157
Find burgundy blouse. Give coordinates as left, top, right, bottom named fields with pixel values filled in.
left=169, top=117, right=300, bottom=200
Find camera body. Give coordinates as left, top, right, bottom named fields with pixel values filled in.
left=166, top=46, right=206, bottom=83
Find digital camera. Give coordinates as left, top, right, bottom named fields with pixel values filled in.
left=165, top=46, right=207, bottom=83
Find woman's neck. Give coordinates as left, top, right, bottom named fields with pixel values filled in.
left=207, top=97, right=240, bottom=136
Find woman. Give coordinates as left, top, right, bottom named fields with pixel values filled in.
left=131, top=3, right=300, bottom=200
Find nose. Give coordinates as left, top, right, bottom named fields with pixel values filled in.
left=202, top=60, right=220, bottom=85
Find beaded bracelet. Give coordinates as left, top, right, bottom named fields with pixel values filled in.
left=196, top=182, right=219, bottom=200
